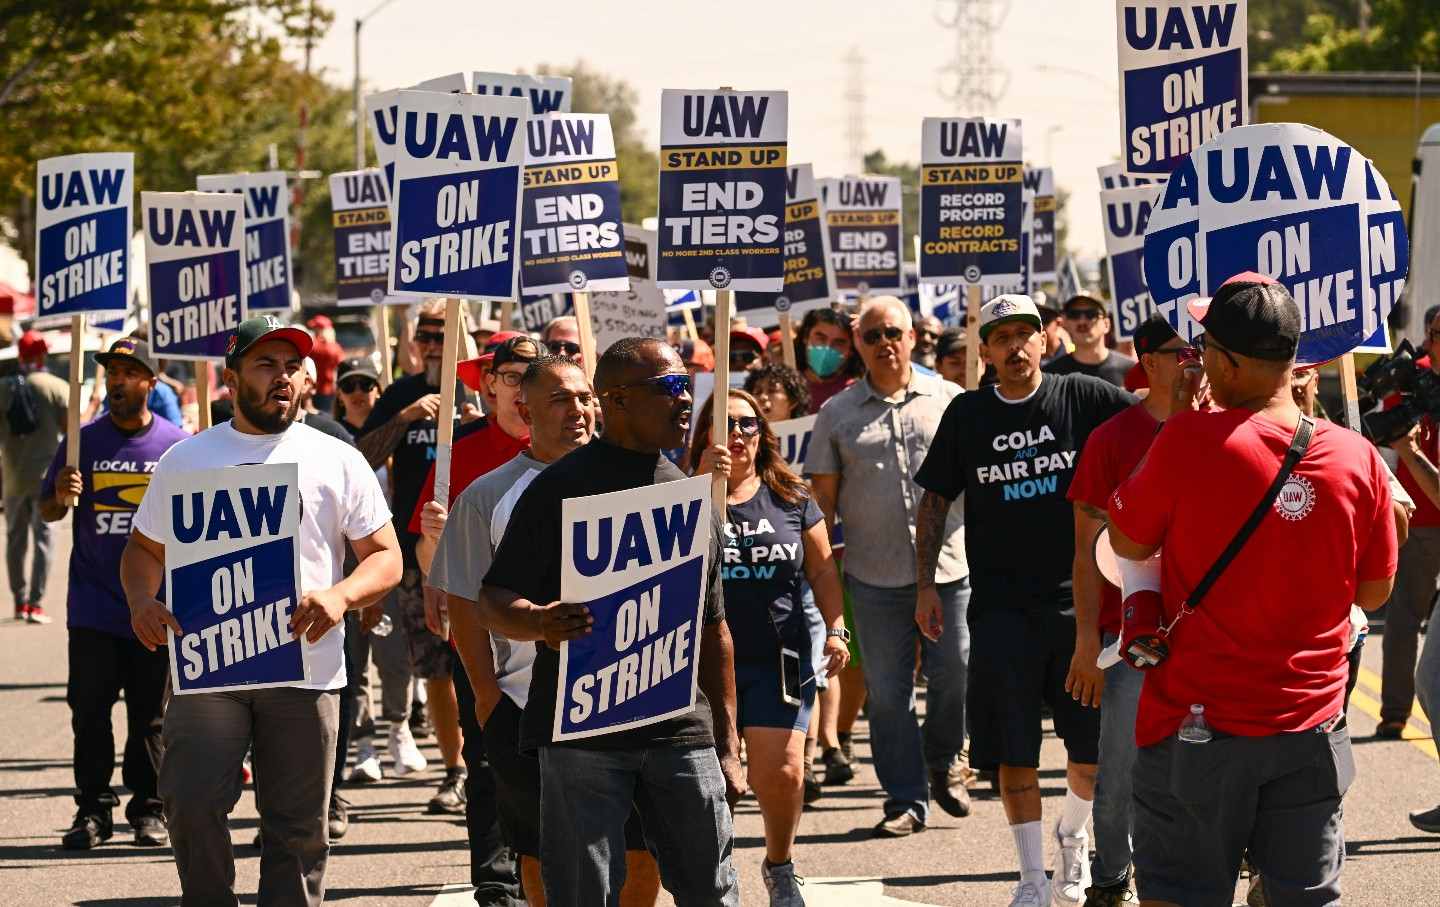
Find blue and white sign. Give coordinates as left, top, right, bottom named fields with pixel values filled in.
left=164, top=463, right=307, bottom=694
left=590, top=226, right=667, bottom=356
left=1142, top=123, right=1408, bottom=366
left=1057, top=255, right=1083, bottom=303
left=657, top=89, right=789, bottom=292
left=330, top=168, right=413, bottom=307
left=365, top=73, right=469, bottom=200
left=521, top=113, right=628, bottom=294
left=472, top=71, right=573, bottom=114
left=388, top=89, right=529, bottom=301
left=1102, top=184, right=1163, bottom=341
left=734, top=164, right=838, bottom=320
left=555, top=475, right=712, bottom=741
left=143, top=191, right=247, bottom=361
left=519, top=292, right=573, bottom=333
left=772, top=415, right=816, bottom=472
left=818, top=176, right=903, bottom=295
left=920, top=117, right=1024, bottom=286
left=1358, top=160, right=1407, bottom=353
left=196, top=172, right=292, bottom=315
left=1025, top=167, right=1057, bottom=284
left=1116, top=0, right=1247, bottom=176
left=1099, top=161, right=1161, bottom=191
left=35, top=152, right=133, bottom=319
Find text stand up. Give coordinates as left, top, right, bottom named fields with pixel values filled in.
left=964, top=285, right=982, bottom=390
left=62, top=315, right=84, bottom=506
left=711, top=290, right=733, bottom=518
left=572, top=291, right=598, bottom=383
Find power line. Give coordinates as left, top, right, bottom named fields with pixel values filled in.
left=935, top=0, right=1011, bottom=115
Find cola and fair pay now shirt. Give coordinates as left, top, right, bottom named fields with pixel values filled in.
left=1108, top=409, right=1397, bottom=747
left=409, top=417, right=529, bottom=534
left=42, top=415, right=191, bottom=639
left=915, top=373, right=1133, bottom=611
left=1066, top=402, right=1161, bottom=636
left=134, top=420, right=392, bottom=691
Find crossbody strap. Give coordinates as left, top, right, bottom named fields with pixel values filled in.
left=1181, top=415, right=1315, bottom=612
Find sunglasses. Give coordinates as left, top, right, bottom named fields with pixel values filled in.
left=1065, top=309, right=1104, bottom=322
left=729, top=416, right=761, bottom=437
left=1151, top=345, right=1201, bottom=365
left=546, top=340, right=582, bottom=357
left=607, top=373, right=693, bottom=399
left=1195, top=335, right=1240, bottom=369
left=414, top=331, right=446, bottom=346
left=730, top=349, right=759, bottom=367
left=861, top=325, right=905, bottom=346
left=338, top=377, right=377, bottom=394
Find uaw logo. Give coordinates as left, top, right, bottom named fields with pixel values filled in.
left=1274, top=474, right=1316, bottom=522
left=774, top=295, right=792, bottom=312
left=708, top=266, right=732, bottom=289
left=370, top=288, right=385, bottom=303
left=964, top=265, right=982, bottom=283
left=568, top=270, right=589, bottom=291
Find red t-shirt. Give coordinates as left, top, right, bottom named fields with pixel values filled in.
left=807, top=372, right=855, bottom=414
left=1109, top=409, right=1397, bottom=747
left=408, top=418, right=529, bottom=533
left=310, top=338, right=344, bottom=396
left=1066, top=403, right=1160, bottom=635
left=1385, top=356, right=1440, bottom=526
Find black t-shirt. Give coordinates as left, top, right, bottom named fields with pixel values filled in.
left=484, top=437, right=727, bottom=753
left=358, top=373, right=481, bottom=567
left=301, top=410, right=355, bottom=446
left=1042, top=350, right=1137, bottom=389
left=915, top=373, right=1133, bottom=612
left=722, top=485, right=823, bottom=665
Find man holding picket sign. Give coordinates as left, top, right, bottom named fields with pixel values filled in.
left=121, top=316, right=401, bottom=907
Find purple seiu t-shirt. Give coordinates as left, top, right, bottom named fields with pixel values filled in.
left=42, top=415, right=190, bottom=638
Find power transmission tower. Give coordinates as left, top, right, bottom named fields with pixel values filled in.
left=935, top=0, right=1011, bottom=115
left=844, top=47, right=867, bottom=173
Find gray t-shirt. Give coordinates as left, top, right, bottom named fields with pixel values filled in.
left=431, top=451, right=545, bottom=707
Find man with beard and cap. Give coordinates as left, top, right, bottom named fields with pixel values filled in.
left=357, top=299, right=483, bottom=777
left=40, top=337, right=190, bottom=851
left=1063, top=315, right=1204, bottom=904
left=914, top=295, right=1132, bottom=907
left=479, top=337, right=743, bottom=906
left=121, top=315, right=401, bottom=906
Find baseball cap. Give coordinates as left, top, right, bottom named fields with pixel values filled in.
left=935, top=328, right=967, bottom=361
left=491, top=334, right=541, bottom=369
left=1131, top=315, right=1183, bottom=356
left=306, top=313, right=333, bottom=332
left=476, top=330, right=527, bottom=364
left=677, top=338, right=715, bottom=372
left=1062, top=294, right=1108, bottom=315
left=17, top=330, right=47, bottom=359
left=225, top=314, right=313, bottom=367
left=95, top=336, right=159, bottom=376
left=1188, top=272, right=1300, bottom=362
left=730, top=326, right=769, bottom=351
left=978, top=294, right=1044, bottom=341
left=337, top=356, right=380, bottom=383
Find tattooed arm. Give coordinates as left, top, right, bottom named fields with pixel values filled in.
left=914, top=490, right=954, bottom=642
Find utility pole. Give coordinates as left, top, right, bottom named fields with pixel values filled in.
left=354, top=0, right=403, bottom=169
left=935, top=0, right=1011, bottom=115
left=844, top=47, right=867, bottom=173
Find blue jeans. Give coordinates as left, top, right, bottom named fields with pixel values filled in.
left=538, top=745, right=738, bottom=907
left=846, top=575, right=970, bottom=822
left=1092, top=632, right=1144, bottom=887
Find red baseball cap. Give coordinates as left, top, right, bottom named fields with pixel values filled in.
left=306, top=313, right=333, bottom=331
left=456, top=357, right=488, bottom=392
left=17, top=330, right=47, bottom=360
left=730, top=326, right=768, bottom=351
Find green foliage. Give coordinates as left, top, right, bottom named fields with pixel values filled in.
left=1251, top=0, right=1440, bottom=72
left=1248, top=0, right=1355, bottom=69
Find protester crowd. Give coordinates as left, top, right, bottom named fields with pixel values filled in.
left=12, top=279, right=1440, bottom=907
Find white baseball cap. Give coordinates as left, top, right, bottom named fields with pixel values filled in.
left=978, top=294, right=1044, bottom=341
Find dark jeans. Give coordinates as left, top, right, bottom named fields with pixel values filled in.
left=332, top=612, right=359, bottom=793
left=452, top=652, right=523, bottom=907
left=67, top=627, right=169, bottom=821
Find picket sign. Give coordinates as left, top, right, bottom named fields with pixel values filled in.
left=710, top=291, right=733, bottom=516
left=573, top=290, right=598, bottom=382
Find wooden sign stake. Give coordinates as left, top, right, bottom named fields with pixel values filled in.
left=1337, top=353, right=1362, bottom=432
left=374, top=304, right=393, bottom=389
left=61, top=315, right=85, bottom=506
left=572, top=291, right=598, bottom=383
left=710, top=289, right=733, bottom=518
left=433, top=297, right=462, bottom=509
left=195, top=361, right=212, bottom=431
left=777, top=309, right=798, bottom=370
left=681, top=306, right=699, bottom=342
left=964, top=284, right=983, bottom=390
left=500, top=298, right=515, bottom=331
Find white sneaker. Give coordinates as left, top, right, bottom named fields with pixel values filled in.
left=348, top=737, right=383, bottom=783
left=388, top=722, right=428, bottom=775
left=1051, top=826, right=1091, bottom=905
left=1009, top=879, right=1051, bottom=907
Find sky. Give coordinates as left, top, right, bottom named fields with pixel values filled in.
left=316, top=0, right=1123, bottom=259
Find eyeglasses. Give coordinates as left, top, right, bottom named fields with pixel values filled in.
left=414, top=331, right=446, bottom=346
left=1195, top=335, right=1239, bottom=369
left=605, top=373, right=693, bottom=399
left=338, top=377, right=377, bottom=394
left=546, top=340, right=582, bottom=357
left=1151, top=345, right=1201, bottom=366
left=1065, top=309, right=1103, bottom=322
left=730, top=349, right=759, bottom=367
left=729, top=416, right=761, bottom=437
left=492, top=369, right=525, bottom=388
left=861, top=326, right=905, bottom=346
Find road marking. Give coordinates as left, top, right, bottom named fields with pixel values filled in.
left=1355, top=666, right=1431, bottom=725
left=1348, top=686, right=1437, bottom=760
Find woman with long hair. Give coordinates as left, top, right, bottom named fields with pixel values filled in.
left=689, top=389, right=849, bottom=907
left=792, top=308, right=864, bottom=414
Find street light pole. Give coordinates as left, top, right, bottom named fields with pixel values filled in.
left=353, top=0, right=402, bottom=170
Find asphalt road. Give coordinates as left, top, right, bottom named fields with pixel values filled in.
left=3, top=522, right=1438, bottom=905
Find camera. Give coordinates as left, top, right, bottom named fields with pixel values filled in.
left=1358, top=340, right=1440, bottom=445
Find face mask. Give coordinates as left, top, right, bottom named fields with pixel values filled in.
left=807, top=345, right=844, bottom=378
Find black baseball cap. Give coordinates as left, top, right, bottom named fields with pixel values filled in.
left=935, top=328, right=966, bottom=360
left=337, top=356, right=379, bottom=383
left=1132, top=315, right=1183, bottom=356
left=490, top=334, right=541, bottom=369
left=225, top=314, right=313, bottom=367
left=1062, top=295, right=1107, bottom=315
left=95, top=336, right=159, bottom=376
left=1191, top=272, right=1300, bottom=362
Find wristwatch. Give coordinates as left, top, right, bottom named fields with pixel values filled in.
left=826, top=626, right=852, bottom=643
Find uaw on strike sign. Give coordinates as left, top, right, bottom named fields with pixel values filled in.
left=164, top=464, right=308, bottom=693
left=143, top=191, right=247, bottom=360
left=919, top=117, right=1024, bottom=286
left=1143, top=123, right=1409, bottom=366
left=196, top=172, right=293, bottom=314
left=555, top=475, right=711, bottom=741
left=389, top=90, right=529, bottom=300
left=1102, top=184, right=1163, bottom=342
left=1116, top=0, right=1247, bottom=177
left=657, top=90, right=788, bottom=292
left=36, top=153, right=133, bottom=319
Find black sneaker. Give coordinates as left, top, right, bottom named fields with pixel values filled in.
left=132, top=813, right=168, bottom=847
left=409, top=699, right=433, bottom=740
left=62, top=810, right=113, bottom=850
left=929, top=762, right=971, bottom=818
left=821, top=746, right=855, bottom=785
left=1082, top=878, right=1137, bottom=906
left=329, top=792, right=351, bottom=840
left=803, top=765, right=823, bottom=805
left=427, top=767, right=468, bottom=815
left=873, top=811, right=925, bottom=838
left=1410, top=804, right=1440, bottom=833
left=837, top=731, right=855, bottom=765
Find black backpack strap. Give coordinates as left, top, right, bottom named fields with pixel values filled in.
left=1182, top=416, right=1315, bottom=611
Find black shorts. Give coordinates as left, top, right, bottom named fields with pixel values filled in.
left=966, top=607, right=1101, bottom=770
left=482, top=694, right=647, bottom=858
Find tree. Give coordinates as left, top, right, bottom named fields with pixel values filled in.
left=1248, top=0, right=1356, bottom=69
left=1252, top=0, right=1440, bottom=72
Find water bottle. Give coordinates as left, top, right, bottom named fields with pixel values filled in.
left=371, top=613, right=393, bottom=638
left=1178, top=703, right=1213, bottom=744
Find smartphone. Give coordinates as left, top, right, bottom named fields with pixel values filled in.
left=780, top=647, right=803, bottom=707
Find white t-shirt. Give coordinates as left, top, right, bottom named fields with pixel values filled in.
left=135, top=420, right=392, bottom=691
